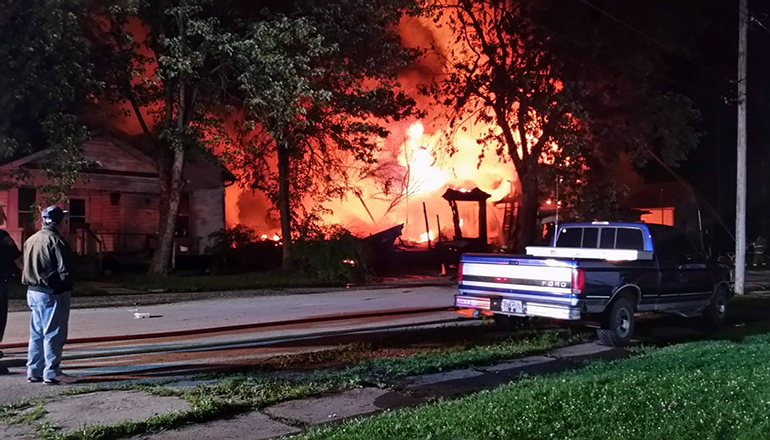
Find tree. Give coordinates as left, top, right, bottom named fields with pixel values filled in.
left=91, top=0, right=249, bottom=275
left=0, top=0, right=98, bottom=200
left=427, top=0, right=701, bottom=251
left=227, top=0, right=419, bottom=270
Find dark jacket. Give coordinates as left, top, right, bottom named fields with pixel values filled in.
left=22, top=226, right=74, bottom=294
left=0, top=230, right=21, bottom=282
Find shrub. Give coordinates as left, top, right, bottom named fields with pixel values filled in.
left=207, top=225, right=281, bottom=273
left=293, top=226, right=372, bottom=284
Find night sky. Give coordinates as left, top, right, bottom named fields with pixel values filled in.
left=645, top=0, right=770, bottom=245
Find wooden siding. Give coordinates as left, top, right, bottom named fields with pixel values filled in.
left=82, top=138, right=156, bottom=173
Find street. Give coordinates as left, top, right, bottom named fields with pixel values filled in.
left=0, top=285, right=459, bottom=404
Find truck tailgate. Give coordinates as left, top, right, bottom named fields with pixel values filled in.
left=456, top=254, right=582, bottom=320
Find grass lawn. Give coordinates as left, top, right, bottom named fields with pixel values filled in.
left=298, top=331, right=770, bottom=440
left=204, top=328, right=588, bottom=397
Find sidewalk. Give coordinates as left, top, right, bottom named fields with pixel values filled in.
left=746, top=270, right=770, bottom=292
left=0, top=341, right=628, bottom=440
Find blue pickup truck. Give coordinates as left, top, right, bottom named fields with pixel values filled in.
left=455, top=222, right=732, bottom=346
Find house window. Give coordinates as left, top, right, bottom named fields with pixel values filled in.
left=69, top=199, right=86, bottom=233
left=110, top=192, right=121, bottom=206
left=17, top=188, right=36, bottom=232
left=175, top=193, right=190, bottom=238
left=641, top=207, right=675, bottom=226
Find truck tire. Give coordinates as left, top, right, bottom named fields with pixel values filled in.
left=703, top=286, right=728, bottom=330
left=597, top=297, right=635, bottom=347
left=493, top=314, right=527, bottom=332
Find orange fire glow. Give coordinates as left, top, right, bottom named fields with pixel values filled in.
left=225, top=13, right=531, bottom=246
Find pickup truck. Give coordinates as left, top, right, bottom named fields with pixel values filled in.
left=455, top=222, right=732, bottom=346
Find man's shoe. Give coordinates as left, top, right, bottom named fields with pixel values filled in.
left=27, top=376, right=43, bottom=383
left=0, top=350, right=4, bottom=359
left=0, top=367, right=8, bottom=375
left=44, top=374, right=76, bottom=385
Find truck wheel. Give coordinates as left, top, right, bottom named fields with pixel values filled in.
left=703, top=286, right=728, bottom=330
left=493, top=314, right=527, bottom=332
left=597, top=297, right=635, bottom=347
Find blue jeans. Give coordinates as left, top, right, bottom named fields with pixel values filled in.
left=0, top=282, right=7, bottom=342
left=27, top=289, right=70, bottom=380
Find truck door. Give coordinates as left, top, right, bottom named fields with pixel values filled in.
left=653, top=229, right=710, bottom=308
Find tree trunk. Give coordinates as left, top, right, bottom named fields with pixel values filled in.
left=149, top=146, right=185, bottom=275
left=277, top=146, right=293, bottom=271
left=513, top=174, right=539, bottom=253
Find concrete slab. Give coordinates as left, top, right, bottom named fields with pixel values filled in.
left=404, top=369, right=484, bottom=389
left=0, top=423, right=36, bottom=439
left=130, top=412, right=300, bottom=440
left=480, top=355, right=554, bottom=373
left=264, top=388, right=390, bottom=425
left=44, top=391, right=191, bottom=432
left=548, top=342, right=615, bottom=359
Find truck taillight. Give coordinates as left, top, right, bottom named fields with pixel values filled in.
left=572, top=269, right=585, bottom=294
left=458, top=262, right=463, bottom=282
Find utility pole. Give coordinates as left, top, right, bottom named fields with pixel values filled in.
left=735, top=0, right=748, bottom=295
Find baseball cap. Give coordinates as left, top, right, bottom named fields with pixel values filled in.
left=41, top=206, right=67, bottom=225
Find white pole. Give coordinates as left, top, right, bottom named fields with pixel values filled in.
left=735, top=0, right=748, bottom=294
left=555, top=175, right=560, bottom=233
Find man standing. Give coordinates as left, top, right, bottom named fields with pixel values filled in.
left=754, top=236, right=767, bottom=268
left=22, top=206, right=74, bottom=384
left=0, top=206, right=22, bottom=375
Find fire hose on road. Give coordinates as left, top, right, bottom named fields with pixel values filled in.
left=0, top=307, right=469, bottom=369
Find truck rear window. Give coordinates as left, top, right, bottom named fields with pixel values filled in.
left=600, top=228, right=616, bottom=249
left=556, top=228, right=582, bottom=247
left=557, top=226, right=645, bottom=250
left=582, top=228, right=599, bottom=248
left=555, top=227, right=599, bottom=248
left=616, top=228, right=645, bottom=250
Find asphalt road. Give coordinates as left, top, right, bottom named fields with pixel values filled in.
left=0, top=285, right=461, bottom=404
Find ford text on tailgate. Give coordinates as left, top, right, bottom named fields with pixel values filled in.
left=455, top=222, right=732, bottom=347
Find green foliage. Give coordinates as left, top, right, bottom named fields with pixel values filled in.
left=207, top=225, right=260, bottom=254
left=293, top=225, right=372, bottom=283
left=206, top=225, right=265, bottom=272
left=0, top=0, right=99, bottom=197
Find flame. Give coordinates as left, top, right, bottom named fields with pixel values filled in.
left=224, top=12, right=557, bottom=247
left=402, top=121, right=450, bottom=195
left=418, top=230, right=436, bottom=243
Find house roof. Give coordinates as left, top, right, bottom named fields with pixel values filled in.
left=1, top=130, right=236, bottom=186
left=442, top=187, right=491, bottom=202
